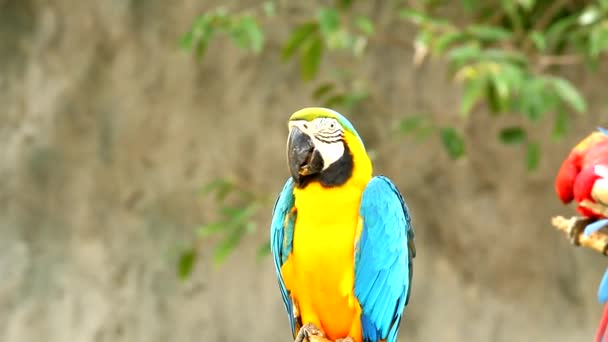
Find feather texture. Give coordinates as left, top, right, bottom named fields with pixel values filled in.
left=270, top=177, right=297, bottom=335
left=354, top=176, right=415, bottom=342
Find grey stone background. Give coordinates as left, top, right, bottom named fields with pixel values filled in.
left=1, top=1, right=607, bottom=341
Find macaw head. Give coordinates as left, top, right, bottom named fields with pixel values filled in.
left=286, top=107, right=371, bottom=188
left=555, top=130, right=608, bottom=204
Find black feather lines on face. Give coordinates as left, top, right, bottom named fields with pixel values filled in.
left=297, top=142, right=354, bottom=188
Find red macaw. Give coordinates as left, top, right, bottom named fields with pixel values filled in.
left=555, top=127, right=608, bottom=342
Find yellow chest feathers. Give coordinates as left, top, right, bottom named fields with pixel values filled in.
left=283, top=183, right=366, bottom=341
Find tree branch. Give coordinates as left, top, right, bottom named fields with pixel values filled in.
left=552, top=215, right=608, bottom=256
left=536, top=54, right=582, bottom=69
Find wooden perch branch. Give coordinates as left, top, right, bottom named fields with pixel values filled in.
left=308, top=337, right=332, bottom=342
left=291, top=323, right=350, bottom=342
left=552, top=216, right=608, bottom=256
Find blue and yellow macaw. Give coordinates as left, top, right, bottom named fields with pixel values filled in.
left=270, top=107, right=416, bottom=342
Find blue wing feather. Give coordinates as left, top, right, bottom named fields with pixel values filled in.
left=584, top=219, right=608, bottom=236
left=355, top=176, right=415, bottom=342
left=270, top=177, right=297, bottom=336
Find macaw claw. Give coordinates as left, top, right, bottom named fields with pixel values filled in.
left=294, top=323, right=326, bottom=342
left=336, top=337, right=355, bottom=342
left=566, top=216, right=593, bottom=246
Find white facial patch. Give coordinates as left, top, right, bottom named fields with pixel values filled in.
left=314, top=139, right=344, bottom=170
left=595, top=165, right=608, bottom=179
left=289, top=118, right=345, bottom=170
left=593, top=165, right=608, bottom=206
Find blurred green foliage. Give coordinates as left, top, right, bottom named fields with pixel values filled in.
left=178, top=0, right=608, bottom=274
left=177, top=178, right=271, bottom=279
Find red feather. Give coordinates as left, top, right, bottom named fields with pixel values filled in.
left=555, top=132, right=608, bottom=218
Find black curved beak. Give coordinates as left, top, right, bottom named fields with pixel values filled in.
left=287, top=126, right=323, bottom=185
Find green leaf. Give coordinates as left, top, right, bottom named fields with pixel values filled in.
left=201, top=179, right=233, bottom=201
left=545, top=16, right=577, bottom=50
left=300, top=36, right=324, bottom=80
left=229, top=16, right=265, bottom=53
left=355, top=16, right=375, bottom=35
left=433, top=31, right=466, bottom=55
left=195, top=40, right=209, bottom=58
left=256, top=241, right=271, bottom=260
left=467, top=25, right=512, bottom=41
left=440, top=127, right=465, bottom=159
left=518, top=79, right=546, bottom=121
left=325, top=29, right=352, bottom=50
left=549, top=77, right=586, bottom=113
left=220, top=205, right=242, bottom=217
left=180, top=31, right=194, bottom=50
left=447, top=43, right=481, bottom=67
left=224, top=204, right=259, bottom=226
left=489, top=74, right=511, bottom=111
left=517, top=0, right=535, bottom=11
left=484, top=81, right=499, bottom=113
left=183, top=14, right=215, bottom=58
left=460, top=77, right=487, bottom=116
left=192, top=14, right=212, bottom=34
left=263, top=1, right=276, bottom=17
left=461, top=0, right=477, bottom=12
left=479, top=49, right=528, bottom=65
left=178, top=248, right=197, bottom=279
left=323, top=94, right=347, bottom=108
left=502, top=0, right=525, bottom=30
left=343, top=92, right=369, bottom=108
left=336, top=0, right=353, bottom=10
left=499, top=126, right=527, bottom=144
left=553, top=109, right=569, bottom=138
left=589, top=26, right=608, bottom=58
left=197, top=222, right=226, bottom=237
left=213, top=228, right=244, bottom=263
left=526, top=141, right=540, bottom=171
left=282, top=22, right=317, bottom=60
left=399, top=8, right=432, bottom=25
left=399, top=116, right=424, bottom=134
left=312, top=82, right=335, bottom=100
left=498, top=62, right=525, bottom=89
left=398, top=116, right=435, bottom=140
left=529, top=31, right=546, bottom=52
left=317, top=7, right=340, bottom=37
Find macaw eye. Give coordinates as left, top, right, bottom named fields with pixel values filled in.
left=304, top=123, right=308, bottom=129
left=330, top=123, right=335, bottom=129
